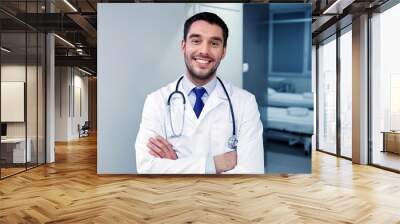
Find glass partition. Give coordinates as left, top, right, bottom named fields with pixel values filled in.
left=38, top=32, right=45, bottom=165
left=0, top=1, right=46, bottom=179
left=371, top=3, right=400, bottom=171
left=317, top=35, right=337, bottom=155
left=1, top=31, right=28, bottom=177
left=27, top=31, right=38, bottom=169
left=339, top=28, right=352, bottom=158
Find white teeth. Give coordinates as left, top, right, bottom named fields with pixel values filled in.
left=196, top=59, right=209, bottom=64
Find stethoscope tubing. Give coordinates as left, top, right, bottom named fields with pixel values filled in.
left=167, top=76, right=237, bottom=147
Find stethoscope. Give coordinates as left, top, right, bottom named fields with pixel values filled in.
left=167, top=76, right=238, bottom=150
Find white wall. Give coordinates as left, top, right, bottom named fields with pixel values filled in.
left=97, top=3, right=243, bottom=174
left=55, top=67, right=69, bottom=141
left=55, top=67, right=89, bottom=141
left=77, top=73, right=89, bottom=134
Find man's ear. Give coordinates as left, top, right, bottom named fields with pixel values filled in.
left=221, top=47, right=227, bottom=59
left=181, top=40, right=186, bottom=53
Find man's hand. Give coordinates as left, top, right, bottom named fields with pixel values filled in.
left=147, top=135, right=177, bottom=160
left=214, top=151, right=237, bottom=174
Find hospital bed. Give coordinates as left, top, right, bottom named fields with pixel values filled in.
left=266, top=88, right=314, bottom=109
left=260, top=106, right=313, bottom=154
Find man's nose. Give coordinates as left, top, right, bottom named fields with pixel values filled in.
left=198, top=42, right=210, bottom=54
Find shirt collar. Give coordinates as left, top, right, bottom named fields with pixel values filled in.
left=181, top=74, right=218, bottom=96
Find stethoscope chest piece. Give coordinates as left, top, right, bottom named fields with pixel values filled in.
left=228, top=135, right=238, bottom=150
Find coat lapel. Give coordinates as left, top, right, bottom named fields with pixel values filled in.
left=198, top=80, right=233, bottom=122
left=183, top=89, right=199, bottom=125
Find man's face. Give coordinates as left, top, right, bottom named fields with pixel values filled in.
left=181, top=20, right=226, bottom=81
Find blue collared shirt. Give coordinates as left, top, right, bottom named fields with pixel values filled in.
left=181, top=74, right=218, bottom=108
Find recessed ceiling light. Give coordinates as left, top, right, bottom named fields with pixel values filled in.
left=78, top=67, right=92, bottom=76
left=1, top=47, right=11, bottom=53
left=63, top=0, right=78, bottom=12
left=54, top=34, right=75, bottom=48
left=322, top=0, right=352, bottom=15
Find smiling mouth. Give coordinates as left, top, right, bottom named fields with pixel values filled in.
left=193, top=57, right=212, bottom=65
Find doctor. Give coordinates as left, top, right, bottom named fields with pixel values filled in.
left=135, top=12, right=264, bottom=174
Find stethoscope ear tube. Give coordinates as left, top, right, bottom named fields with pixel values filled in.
left=167, top=90, right=186, bottom=105
left=168, top=76, right=186, bottom=106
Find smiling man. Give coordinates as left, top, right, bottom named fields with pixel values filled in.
left=135, top=12, right=264, bottom=174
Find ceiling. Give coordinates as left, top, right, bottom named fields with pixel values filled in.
left=0, top=0, right=391, bottom=75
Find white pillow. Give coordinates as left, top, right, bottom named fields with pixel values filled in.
left=268, top=88, right=276, bottom=96
left=287, top=107, right=309, bottom=117
left=302, top=92, right=313, bottom=99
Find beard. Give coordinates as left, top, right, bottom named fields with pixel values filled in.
left=184, top=53, right=221, bottom=82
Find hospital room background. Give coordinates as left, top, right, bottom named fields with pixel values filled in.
left=243, top=4, right=312, bottom=173
left=97, top=3, right=313, bottom=174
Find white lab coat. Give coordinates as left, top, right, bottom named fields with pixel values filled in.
left=135, top=77, right=264, bottom=174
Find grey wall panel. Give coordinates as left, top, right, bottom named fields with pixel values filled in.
left=97, top=4, right=187, bottom=173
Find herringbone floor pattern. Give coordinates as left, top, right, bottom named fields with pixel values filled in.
left=1, top=134, right=400, bottom=223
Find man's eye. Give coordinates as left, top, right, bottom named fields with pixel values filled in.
left=191, top=39, right=201, bottom=44
left=211, top=42, right=221, bottom=47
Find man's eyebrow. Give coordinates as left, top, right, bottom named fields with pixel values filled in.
left=188, top=33, right=201, bottom=39
left=187, top=34, right=223, bottom=43
left=210, top=37, right=223, bottom=42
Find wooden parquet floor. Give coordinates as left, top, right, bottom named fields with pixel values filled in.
left=1, top=134, right=400, bottom=223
